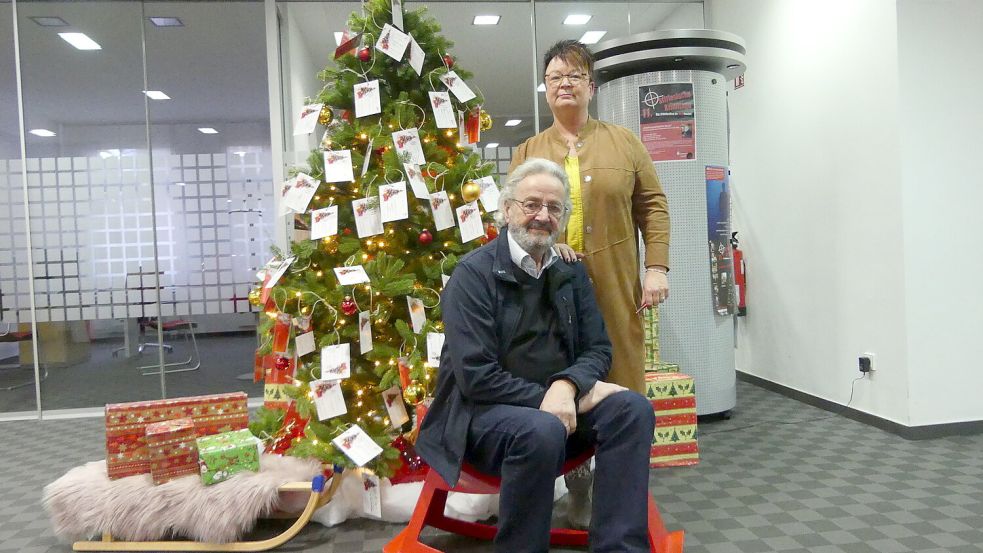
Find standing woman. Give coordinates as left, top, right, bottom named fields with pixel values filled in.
left=509, top=39, right=670, bottom=396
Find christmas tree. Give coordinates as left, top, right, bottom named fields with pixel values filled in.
left=248, top=0, right=498, bottom=479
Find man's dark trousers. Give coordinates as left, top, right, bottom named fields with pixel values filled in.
left=464, top=390, right=655, bottom=553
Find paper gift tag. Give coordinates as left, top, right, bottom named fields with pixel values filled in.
left=392, top=128, right=426, bottom=165
left=333, top=264, right=371, bottom=285
left=426, top=332, right=444, bottom=367
left=278, top=178, right=295, bottom=216
left=293, top=103, right=322, bottom=136
left=440, top=71, right=477, bottom=103
left=295, top=331, right=316, bottom=357
left=403, top=163, right=429, bottom=199
left=429, top=191, right=455, bottom=231
left=354, top=80, right=382, bottom=118
left=320, top=343, right=351, bottom=380
left=477, top=176, right=500, bottom=212
left=320, top=130, right=334, bottom=151
left=285, top=172, right=319, bottom=213
left=441, top=274, right=450, bottom=287
left=323, top=150, right=355, bottom=183
left=382, top=385, right=410, bottom=427
left=362, top=471, right=382, bottom=518
left=361, top=138, right=374, bottom=177
left=358, top=311, right=373, bottom=354
left=334, top=31, right=361, bottom=59
left=310, top=205, right=339, bottom=240
left=407, top=297, right=426, bottom=334
left=456, top=201, right=484, bottom=242
left=264, top=256, right=296, bottom=289
left=375, top=23, right=409, bottom=61
left=407, top=35, right=424, bottom=76
left=332, top=425, right=384, bottom=467
left=352, top=197, right=384, bottom=238
left=312, top=379, right=347, bottom=421
left=428, top=92, right=457, bottom=129
left=379, top=182, right=409, bottom=223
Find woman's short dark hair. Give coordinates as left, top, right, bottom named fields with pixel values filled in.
left=542, top=39, right=594, bottom=80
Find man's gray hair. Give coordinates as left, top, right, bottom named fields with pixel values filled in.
left=495, top=157, right=574, bottom=228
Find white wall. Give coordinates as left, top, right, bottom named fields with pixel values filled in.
left=898, top=0, right=983, bottom=425
left=281, top=5, right=322, bottom=160
left=710, top=0, right=913, bottom=424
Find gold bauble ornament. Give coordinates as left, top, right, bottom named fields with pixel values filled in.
left=402, top=382, right=427, bottom=405
left=479, top=109, right=493, bottom=131
left=318, top=106, right=334, bottom=126
left=461, top=180, right=482, bottom=203
left=248, top=288, right=262, bottom=306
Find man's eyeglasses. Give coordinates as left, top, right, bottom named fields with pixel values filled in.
left=510, top=199, right=566, bottom=218
left=545, top=72, right=589, bottom=87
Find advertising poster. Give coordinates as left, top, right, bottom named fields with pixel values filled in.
left=639, top=83, right=696, bottom=162
left=706, top=166, right=735, bottom=316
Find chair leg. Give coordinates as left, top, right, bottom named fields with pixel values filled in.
left=141, top=325, right=200, bottom=375
left=383, top=475, right=446, bottom=553
left=647, top=494, right=685, bottom=553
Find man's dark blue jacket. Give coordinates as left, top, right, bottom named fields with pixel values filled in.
left=415, top=227, right=612, bottom=486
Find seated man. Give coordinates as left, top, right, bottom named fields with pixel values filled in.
left=416, top=158, right=655, bottom=553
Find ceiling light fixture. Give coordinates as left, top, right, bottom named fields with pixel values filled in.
left=564, top=15, right=592, bottom=25
left=30, top=16, right=68, bottom=27
left=484, top=143, right=499, bottom=149
left=472, top=15, right=500, bottom=25
left=198, top=127, right=218, bottom=134
left=58, top=32, right=102, bottom=50
left=29, top=129, right=56, bottom=137
left=149, top=17, right=183, bottom=27
left=579, top=31, right=607, bottom=45
left=143, top=90, right=171, bottom=100
left=504, top=119, right=521, bottom=127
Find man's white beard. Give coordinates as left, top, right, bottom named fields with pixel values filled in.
left=511, top=222, right=558, bottom=258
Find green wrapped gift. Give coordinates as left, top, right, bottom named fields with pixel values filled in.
left=645, top=362, right=680, bottom=374
left=196, top=429, right=261, bottom=486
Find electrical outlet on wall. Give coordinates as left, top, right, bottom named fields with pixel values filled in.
left=859, top=352, right=876, bottom=374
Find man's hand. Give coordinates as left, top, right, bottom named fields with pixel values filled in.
left=577, top=381, right=628, bottom=414
left=554, top=243, right=584, bottom=263
left=540, top=379, right=578, bottom=435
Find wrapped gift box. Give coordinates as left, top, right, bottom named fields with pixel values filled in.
left=105, top=392, right=248, bottom=479
left=197, top=429, right=261, bottom=486
left=145, top=418, right=199, bottom=485
left=643, top=307, right=660, bottom=368
left=645, top=372, right=699, bottom=468
left=646, top=362, right=680, bottom=374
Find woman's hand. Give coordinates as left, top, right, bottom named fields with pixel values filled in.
left=641, top=269, right=669, bottom=309
left=555, top=243, right=584, bottom=263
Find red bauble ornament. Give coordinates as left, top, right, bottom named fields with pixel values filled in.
left=442, top=54, right=454, bottom=69
left=389, top=436, right=429, bottom=485
left=343, top=227, right=352, bottom=235
left=265, top=403, right=308, bottom=455
left=357, top=47, right=371, bottom=62
left=418, top=229, right=433, bottom=246
left=274, top=355, right=290, bottom=371
left=341, top=295, right=358, bottom=316
left=485, top=223, right=499, bottom=241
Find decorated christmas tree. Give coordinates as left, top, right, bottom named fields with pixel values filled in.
left=248, top=0, right=498, bottom=479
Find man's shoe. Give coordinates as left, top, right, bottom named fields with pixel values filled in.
left=564, top=464, right=593, bottom=530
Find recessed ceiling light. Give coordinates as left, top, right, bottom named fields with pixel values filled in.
left=473, top=15, right=500, bottom=25
left=175, top=182, right=186, bottom=187
left=58, top=32, right=101, bottom=50
left=29, top=129, right=56, bottom=137
left=30, top=16, right=68, bottom=27
left=149, top=17, right=183, bottom=27
left=537, top=83, right=546, bottom=92
left=143, top=90, right=170, bottom=100
left=198, top=127, right=218, bottom=134
left=564, top=14, right=592, bottom=25
left=484, top=143, right=499, bottom=149
left=579, top=31, right=607, bottom=45
left=504, top=119, right=521, bottom=127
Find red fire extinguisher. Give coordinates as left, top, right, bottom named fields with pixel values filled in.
left=731, top=232, right=747, bottom=316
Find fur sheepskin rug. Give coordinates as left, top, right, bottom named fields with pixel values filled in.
left=43, top=454, right=321, bottom=544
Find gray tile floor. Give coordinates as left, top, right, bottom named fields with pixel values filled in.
left=2, top=380, right=981, bottom=552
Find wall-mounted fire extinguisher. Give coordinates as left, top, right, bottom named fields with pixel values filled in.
left=731, top=232, right=747, bottom=316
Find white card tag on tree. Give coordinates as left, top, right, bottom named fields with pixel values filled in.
left=429, top=191, right=455, bottom=231
left=264, top=256, right=296, bottom=289
left=392, top=128, right=426, bottom=165
left=442, top=274, right=450, bottom=287
left=382, top=385, right=410, bottom=427
left=361, top=471, right=382, bottom=518
left=375, top=23, right=409, bottom=61
left=379, top=182, right=409, bottom=223
left=296, top=331, right=316, bottom=357
left=320, top=343, right=351, bottom=380
left=407, top=297, right=426, bottom=334
left=278, top=178, right=296, bottom=216
left=428, top=92, right=457, bottom=129
left=310, top=205, right=339, bottom=240
left=358, top=311, right=373, bottom=354
left=333, top=264, right=371, bottom=285
left=457, top=201, right=484, bottom=242
left=285, top=172, right=319, bottom=213
left=323, top=150, right=355, bottom=183
left=332, top=425, right=383, bottom=467
left=361, top=138, right=374, bottom=177
left=407, top=35, right=424, bottom=76
left=391, top=0, right=404, bottom=29
left=440, top=71, right=477, bottom=103
left=312, top=379, right=347, bottom=421
left=477, top=176, right=500, bottom=212
left=427, top=332, right=445, bottom=367
left=403, top=163, right=429, bottom=199
left=293, top=103, right=322, bottom=136
left=352, top=197, right=384, bottom=237
left=354, top=80, right=382, bottom=118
